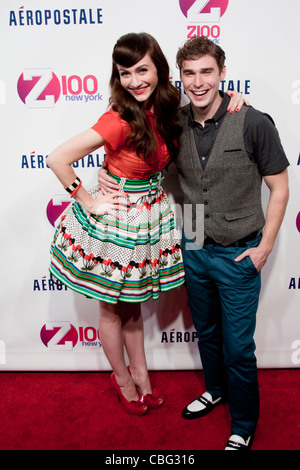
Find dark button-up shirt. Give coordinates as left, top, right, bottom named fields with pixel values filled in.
left=190, top=92, right=289, bottom=175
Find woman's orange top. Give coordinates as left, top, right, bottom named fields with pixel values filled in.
left=91, top=108, right=170, bottom=179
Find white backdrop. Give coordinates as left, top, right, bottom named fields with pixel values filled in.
left=0, top=0, right=299, bottom=370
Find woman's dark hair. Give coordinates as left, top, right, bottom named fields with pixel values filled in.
left=109, top=32, right=181, bottom=160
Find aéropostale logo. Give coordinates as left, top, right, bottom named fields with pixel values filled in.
left=179, top=0, right=229, bottom=40
left=17, top=68, right=102, bottom=108
left=9, top=7, right=103, bottom=27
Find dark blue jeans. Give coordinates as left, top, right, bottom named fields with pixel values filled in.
left=182, top=231, right=262, bottom=436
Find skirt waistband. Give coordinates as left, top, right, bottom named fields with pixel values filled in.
left=108, top=171, right=164, bottom=193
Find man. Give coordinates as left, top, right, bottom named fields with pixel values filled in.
left=176, top=37, right=289, bottom=450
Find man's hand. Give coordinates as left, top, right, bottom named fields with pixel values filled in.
left=235, top=169, right=289, bottom=272
left=98, top=161, right=120, bottom=193
left=234, top=245, right=269, bottom=272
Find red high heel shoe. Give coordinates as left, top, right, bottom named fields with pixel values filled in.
left=110, top=373, right=148, bottom=416
left=143, top=388, right=164, bottom=409
left=127, top=366, right=163, bottom=409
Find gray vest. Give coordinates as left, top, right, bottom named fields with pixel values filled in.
left=176, top=104, right=265, bottom=246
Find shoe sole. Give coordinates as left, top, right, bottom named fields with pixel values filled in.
left=182, top=397, right=224, bottom=420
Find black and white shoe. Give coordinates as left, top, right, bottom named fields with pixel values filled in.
left=225, top=434, right=253, bottom=450
left=182, top=391, right=223, bottom=419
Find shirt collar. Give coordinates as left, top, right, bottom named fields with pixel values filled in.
left=189, top=91, right=229, bottom=127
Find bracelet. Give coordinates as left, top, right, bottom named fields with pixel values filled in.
left=70, top=180, right=82, bottom=198
left=65, top=177, right=81, bottom=194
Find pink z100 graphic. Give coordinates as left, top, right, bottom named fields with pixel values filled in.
left=17, top=68, right=100, bottom=108
left=40, top=322, right=103, bottom=350
left=179, top=0, right=229, bottom=39
left=179, top=0, right=229, bottom=21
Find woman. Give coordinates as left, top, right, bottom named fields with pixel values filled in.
left=48, top=32, right=245, bottom=416
left=48, top=33, right=185, bottom=416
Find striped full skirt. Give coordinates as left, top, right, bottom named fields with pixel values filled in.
left=49, top=172, right=185, bottom=304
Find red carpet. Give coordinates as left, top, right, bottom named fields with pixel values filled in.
left=0, top=369, right=299, bottom=451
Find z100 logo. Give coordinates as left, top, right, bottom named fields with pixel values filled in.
left=179, top=0, right=229, bottom=40
left=17, top=68, right=102, bottom=108
left=40, top=322, right=102, bottom=350
left=297, top=209, right=300, bottom=234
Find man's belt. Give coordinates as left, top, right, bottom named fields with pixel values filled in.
left=204, top=231, right=261, bottom=247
